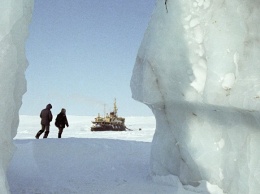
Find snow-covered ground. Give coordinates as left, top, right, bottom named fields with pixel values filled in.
left=7, top=115, right=223, bottom=194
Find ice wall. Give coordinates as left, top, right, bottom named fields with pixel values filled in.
left=131, top=0, right=260, bottom=193
left=0, top=0, right=33, bottom=193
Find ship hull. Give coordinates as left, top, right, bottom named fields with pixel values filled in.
left=91, top=124, right=126, bottom=131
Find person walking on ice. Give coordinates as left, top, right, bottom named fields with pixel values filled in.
left=55, top=108, right=69, bottom=138
left=35, top=103, right=53, bottom=139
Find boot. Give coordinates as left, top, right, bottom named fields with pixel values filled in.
left=58, top=133, right=62, bottom=138
left=35, top=130, right=44, bottom=139
left=43, top=131, right=49, bottom=138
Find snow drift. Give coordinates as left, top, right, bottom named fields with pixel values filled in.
left=0, top=0, right=33, bottom=193
left=8, top=116, right=223, bottom=194
left=131, top=0, right=260, bottom=193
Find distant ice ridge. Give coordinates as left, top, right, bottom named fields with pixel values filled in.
left=0, top=0, right=33, bottom=193
left=131, top=0, right=260, bottom=193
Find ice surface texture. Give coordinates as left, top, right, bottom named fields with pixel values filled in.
left=0, top=0, right=33, bottom=193
left=131, top=0, right=260, bottom=193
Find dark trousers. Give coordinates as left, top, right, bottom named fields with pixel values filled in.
left=58, top=128, right=64, bottom=138
left=35, top=125, right=50, bottom=139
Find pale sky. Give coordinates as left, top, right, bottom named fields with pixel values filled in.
left=20, top=0, right=156, bottom=116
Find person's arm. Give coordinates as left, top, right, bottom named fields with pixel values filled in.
left=65, top=116, right=69, bottom=127
left=49, top=112, right=53, bottom=122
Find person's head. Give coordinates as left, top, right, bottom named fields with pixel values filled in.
left=61, top=108, right=66, bottom=114
left=46, top=104, right=52, bottom=109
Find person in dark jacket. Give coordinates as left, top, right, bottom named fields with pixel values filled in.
left=55, top=108, right=69, bottom=138
left=35, top=103, right=53, bottom=139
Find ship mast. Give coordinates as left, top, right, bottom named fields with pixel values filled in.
left=114, top=98, right=118, bottom=116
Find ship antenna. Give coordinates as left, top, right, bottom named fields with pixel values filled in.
left=114, top=98, right=118, bottom=116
